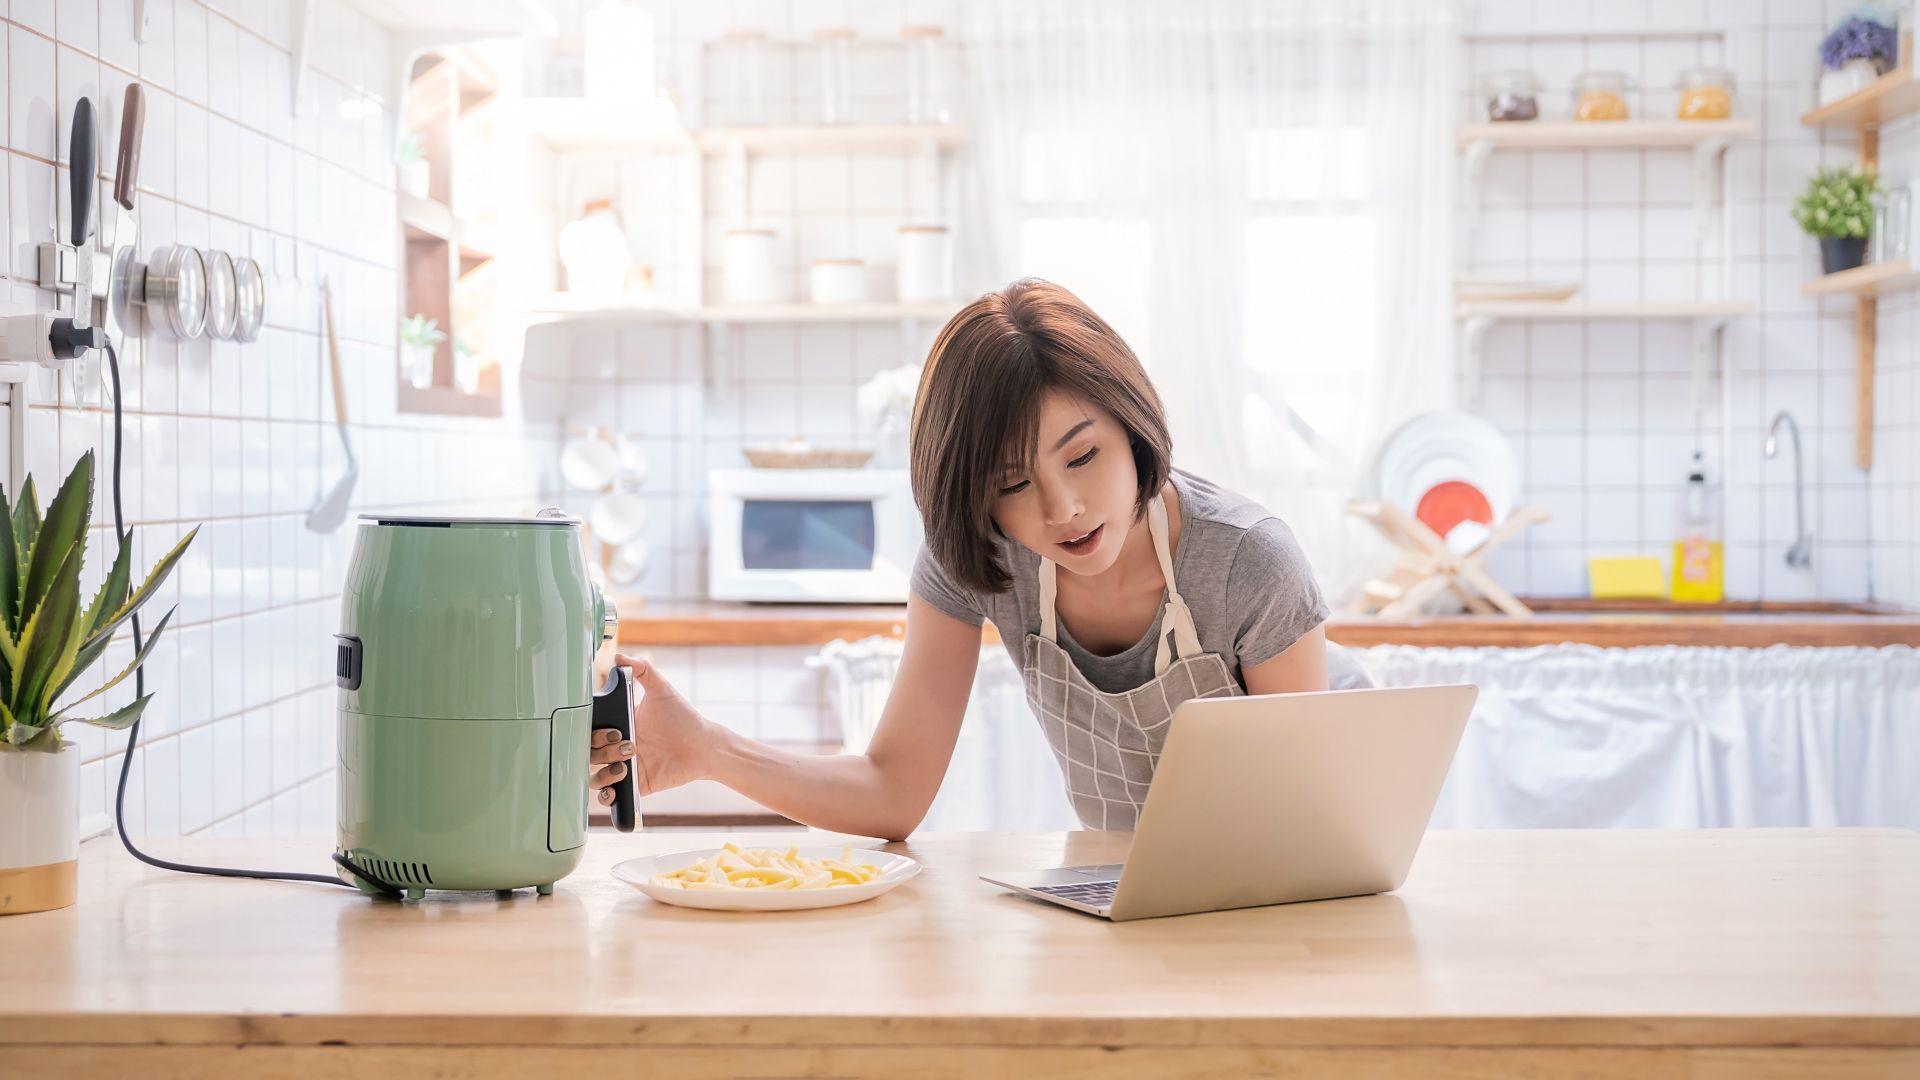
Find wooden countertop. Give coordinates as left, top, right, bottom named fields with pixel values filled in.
left=615, top=597, right=1920, bottom=649
left=6, top=829, right=1916, bottom=1075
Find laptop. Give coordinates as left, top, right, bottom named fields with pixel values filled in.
left=980, top=683, right=1477, bottom=921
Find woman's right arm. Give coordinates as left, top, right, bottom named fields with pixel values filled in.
left=603, top=594, right=983, bottom=841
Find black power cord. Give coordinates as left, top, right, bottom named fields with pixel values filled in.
left=101, top=340, right=400, bottom=899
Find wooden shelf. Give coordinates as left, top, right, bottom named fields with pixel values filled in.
left=1456, top=120, right=1753, bottom=150
left=1802, top=259, right=1920, bottom=298
left=1799, top=64, right=1920, bottom=129
left=1455, top=300, right=1751, bottom=321
left=525, top=298, right=964, bottom=325
left=695, top=124, right=965, bottom=155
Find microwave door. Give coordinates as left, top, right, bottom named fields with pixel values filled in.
left=741, top=498, right=878, bottom=572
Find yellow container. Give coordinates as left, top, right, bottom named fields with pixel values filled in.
left=1588, top=557, right=1668, bottom=599
left=1671, top=538, right=1725, bottom=603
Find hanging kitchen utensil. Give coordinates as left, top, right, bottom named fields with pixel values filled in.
left=588, top=491, right=647, bottom=546
left=101, top=83, right=146, bottom=361
left=232, top=255, right=265, bottom=342
left=559, top=429, right=621, bottom=491
left=306, top=280, right=359, bottom=532
left=142, top=243, right=208, bottom=338
left=66, top=98, right=102, bottom=404
left=607, top=542, right=649, bottom=586
left=204, top=248, right=238, bottom=340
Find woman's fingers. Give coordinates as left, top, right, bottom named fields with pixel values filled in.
left=615, top=653, right=680, bottom=698
left=590, top=737, right=636, bottom=765
left=589, top=761, right=628, bottom=789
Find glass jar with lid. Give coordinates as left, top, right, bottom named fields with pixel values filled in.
left=1573, top=70, right=1630, bottom=121
left=1674, top=66, right=1734, bottom=120
left=902, top=25, right=952, bottom=124
left=814, top=27, right=856, bottom=124
left=1481, top=70, right=1542, bottom=121
left=711, top=28, right=770, bottom=126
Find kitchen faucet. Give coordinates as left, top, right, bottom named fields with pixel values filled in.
left=1764, top=411, right=1812, bottom=570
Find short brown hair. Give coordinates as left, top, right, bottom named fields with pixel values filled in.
left=910, top=278, right=1172, bottom=594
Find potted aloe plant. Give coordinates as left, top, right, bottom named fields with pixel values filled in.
left=1794, top=165, right=1880, bottom=274
left=0, top=452, right=194, bottom=915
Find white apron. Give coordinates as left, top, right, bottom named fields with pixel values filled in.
left=1022, top=492, right=1243, bottom=830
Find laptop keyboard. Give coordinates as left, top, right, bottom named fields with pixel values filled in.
left=1032, top=880, right=1118, bottom=906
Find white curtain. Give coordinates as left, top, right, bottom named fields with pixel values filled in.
left=954, top=0, right=1458, bottom=600
left=1356, top=645, right=1920, bottom=829
left=817, top=639, right=1920, bottom=832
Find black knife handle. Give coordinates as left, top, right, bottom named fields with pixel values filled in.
left=70, top=97, right=94, bottom=247
left=590, top=665, right=637, bottom=832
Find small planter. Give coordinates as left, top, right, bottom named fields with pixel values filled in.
left=1820, top=235, right=1869, bottom=274
left=1818, top=58, right=1884, bottom=105
left=0, top=745, right=81, bottom=915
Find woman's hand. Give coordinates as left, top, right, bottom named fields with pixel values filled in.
left=588, top=653, right=718, bottom=805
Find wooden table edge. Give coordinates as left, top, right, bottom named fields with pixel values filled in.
left=3, top=1013, right=1916, bottom=1049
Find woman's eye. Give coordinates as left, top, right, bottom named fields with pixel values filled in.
left=998, top=480, right=1030, bottom=496
left=1068, top=447, right=1098, bottom=469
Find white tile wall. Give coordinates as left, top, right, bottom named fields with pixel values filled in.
left=552, top=0, right=955, bottom=740
left=1462, top=0, right=1886, bottom=602
left=3, top=2, right=563, bottom=841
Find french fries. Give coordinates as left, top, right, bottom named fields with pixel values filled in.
left=649, top=842, right=883, bottom=891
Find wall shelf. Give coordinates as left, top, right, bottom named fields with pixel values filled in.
left=1802, top=75, right=1902, bottom=470
left=1455, top=120, right=1753, bottom=150
left=1802, top=259, right=1920, bottom=299
left=1453, top=300, right=1748, bottom=416
left=526, top=297, right=963, bottom=325
left=1798, top=64, right=1920, bottom=129
left=1455, top=300, right=1752, bottom=321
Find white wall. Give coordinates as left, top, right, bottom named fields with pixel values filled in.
left=4, top=0, right=563, bottom=841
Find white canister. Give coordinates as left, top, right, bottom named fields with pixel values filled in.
left=896, top=225, right=952, bottom=302
left=723, top=228, right=780, bottom=305
left=810, top=258, right=867, bottom=304
left=0, top=745, right=80, bottom=915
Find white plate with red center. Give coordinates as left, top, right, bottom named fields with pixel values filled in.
left=1370, top=411, right=1518, bottom=554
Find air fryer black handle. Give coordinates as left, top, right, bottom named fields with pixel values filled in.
left=70, top=97, right=94, bottom=247
left=590, top=665, right=637, bottom=832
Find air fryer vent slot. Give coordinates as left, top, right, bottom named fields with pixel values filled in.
left=357, top=855, right=433, bottom=886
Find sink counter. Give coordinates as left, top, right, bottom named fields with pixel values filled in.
left=613, top=597, right=1920, bottom=649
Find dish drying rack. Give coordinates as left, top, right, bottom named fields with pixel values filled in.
left=1346, top=499, right=1549, bottom=619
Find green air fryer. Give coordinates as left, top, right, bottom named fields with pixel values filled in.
left=332, top=510, right=638, bottom=901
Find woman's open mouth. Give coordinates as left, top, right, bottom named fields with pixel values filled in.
left=1058, top=524, right=1103, bottom=556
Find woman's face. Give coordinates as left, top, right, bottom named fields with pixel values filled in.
left=990, top=389, right=1139, bottom=573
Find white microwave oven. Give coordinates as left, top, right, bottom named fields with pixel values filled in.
left=707, top=468, right=923, bottom=603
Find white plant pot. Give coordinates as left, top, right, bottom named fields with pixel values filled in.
left=400, top=159, right=430, bottom=200
left=401, top=341, right=437, bottom=389
left=1818, top=58, right=1884, bottom=105
left=0, top=745, right=81, bottom=915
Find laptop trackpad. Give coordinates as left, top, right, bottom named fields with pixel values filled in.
left=1067, top=863, right=1125, bottom=879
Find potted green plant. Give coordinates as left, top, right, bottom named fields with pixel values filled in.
left=395, top=132, right=430, bottom=200
left=400, top=314, right=446, bottom=389
left=0, top=452, right=194, bottom=915
left=1793, top=165, right=1879, bottom=274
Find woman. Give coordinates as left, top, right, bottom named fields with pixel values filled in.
left=592, top=279, right=1368, bottom=839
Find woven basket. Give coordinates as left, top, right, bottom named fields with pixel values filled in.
left=744, top=443, right=875, bottom=469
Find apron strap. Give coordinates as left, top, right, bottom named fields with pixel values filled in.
left=1147, top=492, right=1203, bottom=676
left=1039, top=558, right=1059, bottom=643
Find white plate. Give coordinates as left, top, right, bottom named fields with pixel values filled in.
left=1369, top=410, right=1519, bottom=542
left=612, top=846, right=922, bottom=912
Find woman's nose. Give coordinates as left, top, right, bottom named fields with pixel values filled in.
left=1042, top=485, right=1082, bottom=526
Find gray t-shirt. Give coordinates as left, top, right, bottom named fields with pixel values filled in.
left=911, top=468, right=1370, bottom=693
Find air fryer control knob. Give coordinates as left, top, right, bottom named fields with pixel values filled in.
left=601, top=594, right=619, bottom=646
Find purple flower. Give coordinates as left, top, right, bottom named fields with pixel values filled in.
left=1820, top=16, right=1898, bottom=69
